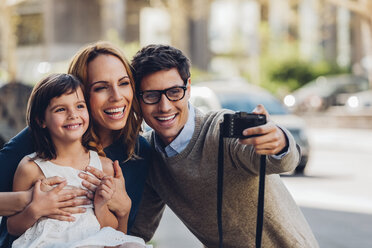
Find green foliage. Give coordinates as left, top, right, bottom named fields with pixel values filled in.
left=266, top=59, right=349, bottom=95
left=0, top=67, right=9, bottom=84
left=255, top=35, right=350, bottom=97
left=190, top=67, right=215, bottom=83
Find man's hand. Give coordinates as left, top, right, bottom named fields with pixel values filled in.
left=239, top=104, right=287, bottom=155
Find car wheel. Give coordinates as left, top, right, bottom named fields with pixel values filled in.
left=295, top=156, right=308, bottom=174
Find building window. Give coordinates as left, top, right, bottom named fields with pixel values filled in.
left=16, top=13, right=43, bottom=45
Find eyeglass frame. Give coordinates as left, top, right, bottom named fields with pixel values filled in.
left=138, top=85, right=188, bottom=104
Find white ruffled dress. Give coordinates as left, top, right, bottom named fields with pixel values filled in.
left=12, top=151, right=152, bottom=248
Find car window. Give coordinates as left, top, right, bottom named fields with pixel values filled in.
left=217, top=93, right=289, bottom=115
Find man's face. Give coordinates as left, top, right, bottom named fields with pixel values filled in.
left=139, top=68, right=191, bottom=146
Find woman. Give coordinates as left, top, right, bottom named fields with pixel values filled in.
left=0, top=41, right=152, bottom=246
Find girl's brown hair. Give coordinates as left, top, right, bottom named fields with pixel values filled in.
left=68, top=41, right=142, bottom=160
left=27, top=73, right=93, bottom=160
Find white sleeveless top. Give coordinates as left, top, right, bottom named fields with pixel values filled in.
left=12, top=150, right=151, bottom=248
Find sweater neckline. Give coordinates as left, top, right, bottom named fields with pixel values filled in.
left=156, top=109, right=204, bottom=163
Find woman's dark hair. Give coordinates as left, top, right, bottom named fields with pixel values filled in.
left=131, top=44, right=191, bottom=93
left=26, top=73, right=92, bottom=160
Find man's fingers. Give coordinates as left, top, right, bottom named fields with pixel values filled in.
left=81, top=180, right=97, bottom=192
left=57, top=193, right=76, bottom=203
left=33, top=180, right=42, bottom=192
left=113, top=160, right=123, bottom=179
left=61, top=206, right=87, bottom=214
left=98, top=190, right=111, bottom=199
left=86, top=191, right=94, bottom=200
left=60, top=187, right=88, bottom=197
left=42, top=176, right=66, bottom=186
left=48, top=214, right=75, bottom=222
left=59, top=197, right=91, bottom=207
left=51, top=181, right=68, bottom=194
left=85, top=166, right=105, bottom=180
left=98, top=184, right=113, bottom=195
left=252, top=104, right=268, bottom=115
left=79, top=172, right=101, bottom=187
left=101, top=176, right=114, bottom=188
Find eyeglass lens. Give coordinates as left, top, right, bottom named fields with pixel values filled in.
left=142, top=86, right=186, bottom=104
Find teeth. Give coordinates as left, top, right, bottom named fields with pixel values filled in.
left=157, top=115, right=175, bottom=121
left=105, top=107, right=124, bottom=114
left=65, top=124, right=80, bottom=129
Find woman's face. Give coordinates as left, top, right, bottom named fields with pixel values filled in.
left=87, top=54, right=133, bottom=139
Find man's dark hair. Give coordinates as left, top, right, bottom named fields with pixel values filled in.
left=131, top=44, right=191, bottom=92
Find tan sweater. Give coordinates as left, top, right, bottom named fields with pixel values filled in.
left=131, top=109, right=319, bottom=248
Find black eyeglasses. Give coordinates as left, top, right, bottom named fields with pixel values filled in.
left=138, top=86, right=187, bottom=104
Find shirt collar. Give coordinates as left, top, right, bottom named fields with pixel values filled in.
left=154, top=104, right=195, bottom=157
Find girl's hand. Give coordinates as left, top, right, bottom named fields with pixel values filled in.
left=79, top=161, right=131, bottom=218
left=94, top=176, right=115, bottom=210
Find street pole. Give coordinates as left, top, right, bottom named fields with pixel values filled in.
left=0, top=2, right=17, bottom=83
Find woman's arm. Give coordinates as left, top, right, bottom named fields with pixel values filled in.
left=7, top=157, right=46, bottom=235
left=7, top=158, right=74, bottom=236
left=0, top=128, right=34, bottom=193
left=0, top=191, right=31, bottom=216
left=7, top=180, right=73, bottom=235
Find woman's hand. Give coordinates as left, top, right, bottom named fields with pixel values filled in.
left=29, top=180, right=74, bottom=221
left=109, top=161, right=132, bottom=218
left=39, top=177, right=91, bottom=221
left=79, top=161, right=131, bottom=218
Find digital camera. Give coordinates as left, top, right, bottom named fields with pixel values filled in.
left=221, top=112, right=267, bottom=139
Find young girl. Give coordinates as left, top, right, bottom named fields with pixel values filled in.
left=7, top=74, right=151, bottom=248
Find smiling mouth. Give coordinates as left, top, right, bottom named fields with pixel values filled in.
left=155, top=114, right=177, bottom=122
left=104, top=107, right=125, bottom=119
left=63, top=123, right=82, bottom=130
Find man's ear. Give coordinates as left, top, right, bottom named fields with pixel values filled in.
left=186, top=77, right=191, bottom=97
left=187, top=77, right=191, bottom=87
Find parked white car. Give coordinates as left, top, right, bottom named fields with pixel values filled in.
left=345, top=90, right=372, bottom=111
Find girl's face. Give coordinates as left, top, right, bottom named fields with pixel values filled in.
left=42, top=87, right=89, bottom=146
left=87, top=54, right=133, bottom=138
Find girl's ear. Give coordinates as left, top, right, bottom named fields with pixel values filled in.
left=36, top=118, right=46, bottom=128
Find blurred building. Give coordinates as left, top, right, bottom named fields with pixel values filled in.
left=0, top=0, right=371, bottom=84
left=1, top=0, right=212, bottom=84
left=7, top=0, right=143, bottom=83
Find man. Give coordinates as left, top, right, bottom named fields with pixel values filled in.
left=130, top=44, right=318, bottom=248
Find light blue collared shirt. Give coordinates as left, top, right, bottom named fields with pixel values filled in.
left=154, top=104, right=195, bottom=157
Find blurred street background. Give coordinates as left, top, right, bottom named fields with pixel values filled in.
left=1, top=0, right=372, bottom=247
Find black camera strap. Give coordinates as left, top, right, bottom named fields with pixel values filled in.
left=217, top=123, right=266, bottom=248
left=217, top=129, right=224, bottom=248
